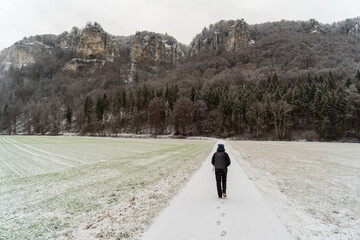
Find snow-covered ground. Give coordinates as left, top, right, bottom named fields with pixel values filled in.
left=0, top=136, right=214, bottom=239
left=228, top=141, right=360, bottom=240
left=139, top=141, right=293, bottom=240
left=1, top=137, right=359, bottom=239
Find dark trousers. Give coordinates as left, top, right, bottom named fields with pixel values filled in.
left=215, top=168, right=227, bottom=197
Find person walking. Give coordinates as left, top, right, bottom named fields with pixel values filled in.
left=211, top=143, right=231, bottom=198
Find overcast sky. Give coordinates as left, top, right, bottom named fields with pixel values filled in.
left=0, top=0, right=359, bottom=51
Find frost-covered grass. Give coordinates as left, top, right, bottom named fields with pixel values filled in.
left=0, top=136, right=214, bottom=239
left=228, top=141, right=360, bottom=240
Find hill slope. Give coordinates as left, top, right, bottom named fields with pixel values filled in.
left=0, top=18, right=360, bottom=140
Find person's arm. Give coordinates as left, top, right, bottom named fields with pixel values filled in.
left=225, top=153, right=231, bottom=167
left=211, top=153, right=215, bottom=166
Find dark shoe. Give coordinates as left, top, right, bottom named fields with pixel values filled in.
left=218, top=196, right=222, bottom=199
left=222, top=193, right=227, bottom=198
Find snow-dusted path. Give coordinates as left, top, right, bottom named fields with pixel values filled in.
left=140, top=141, right=293, bottom=240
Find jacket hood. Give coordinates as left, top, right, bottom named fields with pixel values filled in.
left=217, top=146, right=225, bottom=152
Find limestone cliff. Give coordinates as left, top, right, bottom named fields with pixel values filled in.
left=190, top=19, right=250, bottom=56
left=57, top=22, right=119, bottom=70
left=130, top=31, right=185, bottom=66
left=0, top=23, right=119, bottom=72
left=56, top=27, right=81, bottom=51
left=1, top=39, right=53, bottom=70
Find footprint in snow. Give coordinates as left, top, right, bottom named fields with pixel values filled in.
left=221, top=213, right=226, bottom=217
left=217, top=206, right=220, bottom=209
left=220, top=231, right=227, bottom=236
left=217, top=220, right=221, bottom=225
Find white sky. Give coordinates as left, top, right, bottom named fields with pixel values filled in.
left=0, top=0, right=359, bottom=51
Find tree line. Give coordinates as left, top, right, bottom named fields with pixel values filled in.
left=26, top=70, right=356, bottom=140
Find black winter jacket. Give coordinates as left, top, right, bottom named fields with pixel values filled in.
left=211, top=146, right=231, bottom=168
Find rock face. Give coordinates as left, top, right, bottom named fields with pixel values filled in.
left=190, top=19, right=250, bottom=56
left=0, top=22, right=184, bottom=72
left=1, top=38, right=53, bottom=70
left=3, top=17, right=359, bottom=75
left=56, top=27, right=81, bottom=52
left=4, top=45, right=36, bottom=65
left=57, top=22, right=119, bottom=70
left=130, top=31, right=185, bottom=66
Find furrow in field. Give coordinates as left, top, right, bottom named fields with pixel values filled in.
left=2, top=143, right=195, bottom=213
left=0, top=145, right=17, bottom=178
left=0, top=143, right=47, bottom=179
left=0, top=137, right=214, bottom=240
left=0, top=138, right=27, bottom=177
left=2, top=137, right=74, bottom=168
left=5, top=137, right=88, bottom=165
left=0, top=154, right=21, bottom=177
left=0, top=137, right=59, bottom=178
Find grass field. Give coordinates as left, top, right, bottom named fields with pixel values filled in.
left=228, top=141, right=360, bottom=240
left=0, top=136, right=214, bottom=239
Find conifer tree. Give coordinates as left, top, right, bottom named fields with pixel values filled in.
left=142, top=85, right=150, bottom=107
left=135, top=89, right=142, bottom=112
left=219, top=94, right=233, bottom=134
left=84, top=96, right=93, bottom=124
left=156, top=87, right=164, bottom=98
left=113, top=91, right=122, bottom=116
left=271, top=73, right=279, bottom=92
left=102, top=93, right=110, bottom=120
left=327, top=71, right=336, bottom=90
left=121, top=90, right=127, bottom=110
left=236, top=85, right=249, bottom=134
left=2, top=104, right=11, bottom=133
left=190, top=86, right=196, bottom=102
left=336, top=87, right=346, bottom=137
left=345, top=78, right=352, bottom=88
left=65, top=106, right=72, bottom=127
left=313, top=90, right=323, bottom=136
left=319, top=94, right=332, bottom=139
left=129, top=91, right=135, bottom=115
left=291, top=87, right=301, bottom=129
left=95, top=96, right=104, bottom=122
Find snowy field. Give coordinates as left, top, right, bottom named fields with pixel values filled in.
left=0, top=136, right=214, bottom=239
left=228, top=141, right=360, bottom=240
left=1, top=137, right=359, bottom=240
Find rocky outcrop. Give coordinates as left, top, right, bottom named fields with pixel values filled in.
left=1, top=39, right=53, bottom=70
left=190, top=19, right=250, bottom=56
left=56, top=27, right=81, bottom=51
left=58, top=22, right=119, bottom=70
left=130, top=31, right=185, bottom=66
left=0, top=23, right=119, bottom=72
left=4, top=45, right=36, bottom=65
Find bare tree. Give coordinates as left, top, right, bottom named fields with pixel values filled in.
left=148, top=97, right=166, bottom=135
left=270, top=100, right=292, bottom=140
left=172, top=96, right=193, bottom=135
left=247, top=101, right=265, bottom=139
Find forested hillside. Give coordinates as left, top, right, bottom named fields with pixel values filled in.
left=0, top=18, right=360, bottom=140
